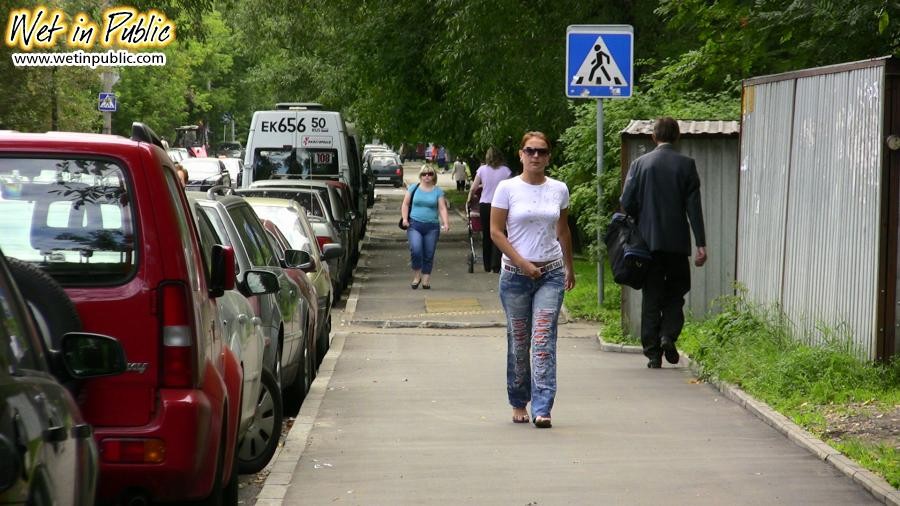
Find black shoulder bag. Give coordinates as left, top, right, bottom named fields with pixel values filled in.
left=603, top=212, right=653, bottom=289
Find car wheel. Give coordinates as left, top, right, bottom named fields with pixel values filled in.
left=7, top=258, right=81, bottom=350
left=317, top=313, right=331, bottom=366
left=237, top=368, right=283, bottom=474
left=282, top=348, right=307, bottom=416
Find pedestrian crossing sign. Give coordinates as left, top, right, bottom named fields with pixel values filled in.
left=98, top=92, right=117, bottom=112
left=566, top=25, right=633, bottom=98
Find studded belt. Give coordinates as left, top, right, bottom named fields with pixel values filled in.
left=502, top=258, right=564, bottom=276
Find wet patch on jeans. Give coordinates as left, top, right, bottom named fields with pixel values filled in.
left=510, top=316, right=530, bottom=385
left=532, top=309, right=555, bottom=371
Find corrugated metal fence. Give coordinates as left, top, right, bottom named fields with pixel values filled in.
left=739, top=60, right=890, bottom=360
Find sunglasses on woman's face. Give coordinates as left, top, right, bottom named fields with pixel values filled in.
left=522, top=147, right=550, bottom=157
left=422, top=172, right=435, bottom=176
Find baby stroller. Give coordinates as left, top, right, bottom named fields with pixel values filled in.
left=466, top=187, right=483, bottom=273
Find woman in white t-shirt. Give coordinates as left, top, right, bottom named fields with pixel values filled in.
left=468, top=147, right=511, bottom=272
left=490, top=131, right=575, bottom=429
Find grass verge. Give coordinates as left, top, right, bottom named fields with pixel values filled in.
left=678, top=294, right=900, bottom=488
left=564, top=258, right=636, bottom=345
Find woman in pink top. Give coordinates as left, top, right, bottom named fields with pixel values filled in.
left=467, top=147, right=511, bottom=272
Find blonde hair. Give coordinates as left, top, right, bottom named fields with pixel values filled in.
left=419, top=165, right=436, bottom=178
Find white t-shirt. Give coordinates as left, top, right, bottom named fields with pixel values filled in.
left=491, top=176, right=569, bottom=262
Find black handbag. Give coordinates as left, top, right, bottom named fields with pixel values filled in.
left=603, top=212, right=652, bottom=289
left=398, top=183, right=419, bottom=230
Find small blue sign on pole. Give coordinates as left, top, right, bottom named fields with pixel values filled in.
left=566, top=25, right=633, bottom=98
left=98, top=92, right=117, bottom=112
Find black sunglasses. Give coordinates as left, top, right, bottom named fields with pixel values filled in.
left=422, top=172, right=435, bottom=176
left=522, top=147, right=550, bottom=157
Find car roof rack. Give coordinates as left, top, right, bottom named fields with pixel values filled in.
left=274, top=102, right=324, bottom=111
left=131, top=122, right=166, bottom=149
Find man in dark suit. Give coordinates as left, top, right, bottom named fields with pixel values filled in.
left=620, top=117, right=708, bottom=368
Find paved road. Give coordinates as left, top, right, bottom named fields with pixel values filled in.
left=249, top=165, right=884, bottom=505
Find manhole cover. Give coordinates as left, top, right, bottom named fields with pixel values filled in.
left=424, top=297, right=482, bottom=313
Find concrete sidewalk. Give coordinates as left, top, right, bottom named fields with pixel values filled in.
left=257, top=174, right=888, bottom=505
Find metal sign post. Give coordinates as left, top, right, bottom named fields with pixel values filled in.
left=566, top=24, right=633, bottom=307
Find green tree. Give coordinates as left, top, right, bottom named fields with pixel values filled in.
left=651, top=0, right=900, bottom=94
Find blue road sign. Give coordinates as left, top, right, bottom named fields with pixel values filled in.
left=566, top=25, right=633, bottom=98
left=98, top=92, right=117, bottom=112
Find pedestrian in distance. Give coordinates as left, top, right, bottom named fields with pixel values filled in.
left=620, top=117, right=708, bottom=369
left=437, top=145, right=448, bottom=173
left=400, top=165, right=450, bottom=290
left=490, top=131, right=575, bottom=429
left=468, top=147, right=511, bottom=273
left=452, top=157, right=467, bottom=191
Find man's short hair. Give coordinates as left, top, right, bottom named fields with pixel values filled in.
left=653, top=117, right=680, bottom=143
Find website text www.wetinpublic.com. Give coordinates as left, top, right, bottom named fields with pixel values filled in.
left=11, top=50, right=166, bottom=68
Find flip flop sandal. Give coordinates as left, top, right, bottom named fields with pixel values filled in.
left=512, top=413, right=529, bottom=423
left=533, top=416, right=552, bottom=428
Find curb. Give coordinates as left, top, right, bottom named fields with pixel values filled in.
left=255, top=331, right=348, bottom=506
left=597, top=335, right=900, bottom=505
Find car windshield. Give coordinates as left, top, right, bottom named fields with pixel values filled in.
left=0, top=157, right=137, bottom=284
left=180, top=160, right=221, bottom=178
left=249, top=205, right=312, bottom=251
left=252, top=148, right=339, bottom=180
left=239, top=189, right=325, bottom=218
left=372, top=157, right=397, bottom=168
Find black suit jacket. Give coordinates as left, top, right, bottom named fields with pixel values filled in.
left=620, top=144, right=706, bottom=256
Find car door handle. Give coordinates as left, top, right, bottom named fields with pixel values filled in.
left=43, top=424, right=68, bottom=443
left=71, top=423, right=93, bottom=439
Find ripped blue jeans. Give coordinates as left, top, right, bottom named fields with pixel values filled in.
left=499, top=267, right=565, bottom=419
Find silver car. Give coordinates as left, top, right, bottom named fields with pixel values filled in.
left=237, top=187, right=346, bottom=297
left=243, top=197, right=342, bottom=366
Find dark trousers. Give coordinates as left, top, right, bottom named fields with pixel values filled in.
left=479, top=202, right=501, bottom=272
left=456, top=180, right=466, bottom=191
left=640, top=251, right=691, bottom=359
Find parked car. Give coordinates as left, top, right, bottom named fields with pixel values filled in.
left=244, top=197, right=341, bottom=365
left=181, top=157, right=232, bottom=190
left=219, top=156, right=245, bottom=187
left=217, top=141, right=244, bottom=159
left=237, top=187, right=347, bottom=296
left=258, top=223, right=320, bottom=379
left=0, top=124, right=242, bottom=505
left=247, top=179, right=359, bottom=283
left=189, top=191, right=316, bottom=420
left=0, top=251, right=126, bottom=506
left=166, top=147, right=190, bottom=163
left=189, top=197, right=286, bottom=473
left=370, top=153, right=404, bottom=188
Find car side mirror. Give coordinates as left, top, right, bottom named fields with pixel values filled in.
left=284, top=248, right=313, bottom=271
left=209, top=245, right=236, bottom=297
left=241, top=269, right=279, bottom=295
left=58, top=332, right=127, bottom=378
left=321, top=242, right=344, bottom=261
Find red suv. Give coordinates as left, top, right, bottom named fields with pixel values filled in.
left=0, top=124, right=242, bottom=504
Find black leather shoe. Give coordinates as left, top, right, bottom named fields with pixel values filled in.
left=647, top=359, right=661, bottom=369
left=661, top=337, right=680, bottom=364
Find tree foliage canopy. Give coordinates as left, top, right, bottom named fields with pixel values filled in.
left=1, top=0, right=897, bottom=251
